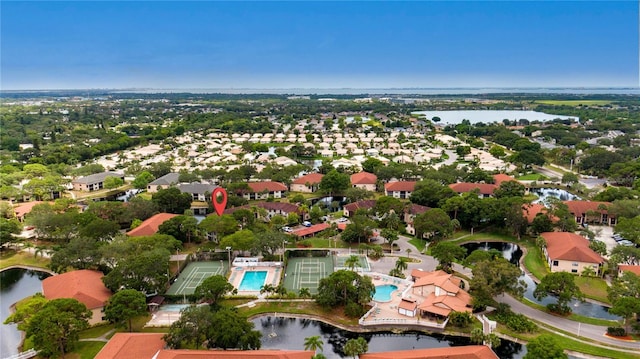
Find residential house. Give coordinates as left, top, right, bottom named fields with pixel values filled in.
left=127, top=213, right=178, bottom=237
left=360, top=346, right=499, bottom=359
left=618, top=265, right=640, bottom=277
left=72, top=171, right=125, bottom=192
left=343, top=199, right=377, bottom=217
left=12, top=201, right=44, bottom=222
left=350, top=172, right=377, bottom=191
left=522, top=203, right=557, bottom=224
left=449, top=183, right=496, bottom=198
left=384, top=181, right=416, bottom=199
left=409, top=270, right=472, bottom=321
left=177, top=183, right=217, bottom=201
left=540, top=232, right=604, bottom=275
left=42, top=269, right=112, bottom=325
left=224, top=201, right=303, bottom=220
left=290, top=223, right=330, bottom=239
left=563, top=200, right=616, bottom=226
left=147, top=173, right=180, bottom=193
left=245, top=181, right=288, bottom=200
left=290, top=173, right=324, bottom=193
left=404, top=204, right=430, bottom=236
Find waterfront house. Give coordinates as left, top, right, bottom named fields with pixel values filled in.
left=290, top=173, right=324, bottom=193
left=540, top=232, right=604, bottom=275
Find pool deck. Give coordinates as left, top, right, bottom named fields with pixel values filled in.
left=229, top=265, right=282, bottom=295
left=360, top=272, right=447, bottom=329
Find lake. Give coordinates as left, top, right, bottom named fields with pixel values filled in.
left=254, top=316, right=525, bottom=358
left=0, top=268, right=50, bottom=357
left=411, top=110, right=578, bottom=125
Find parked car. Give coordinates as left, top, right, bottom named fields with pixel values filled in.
left=282, top=226, right=292, bottom=233
left=302, top=221, right=312, bottom=227
left=337, top=217, right=348, bottom=223
left=618, top=240, right=635, bottom=247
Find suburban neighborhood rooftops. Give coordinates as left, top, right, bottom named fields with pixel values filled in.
left=618, top=265, right=640, bottom=276
left=42, top=269, right=111, bottom=310
left=95, top=333, right=165, bottom=359
left=291, top=223, right=329, bottom=237
left=177, top=182, right=217, bottom=194
left=492, top=173, right=518, bottom=186
left=73, top=171, right=124, bottom=184
left=563, top=200, right=612, bottom=215
left=384, top=181, right=417, bottom=192
left=155, top=350, right=314, bottom=359
left=359, top=346, right=499, bottom=359
left=291, top=173, right=324, bottom=185
left=149, top=172, right=181, bottom=186
left=247, top=181, right=288, bottom=193
left=448, top=183, right=496, bottom=195
left=126, top=213, right=178, bottom=237
left=344, top=199, right=377, bottom=213
left=541, top=232, right=604, bottom=264
left=350, top=172, right=377, bottom=184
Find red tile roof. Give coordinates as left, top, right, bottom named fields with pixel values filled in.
left=619, top=265, right=640, bottom=276
left=449, top=183, right=496, bottom=195
left=360, top=346, right=499, bottom=359
left=127, top=213, right=178, bottom=237
left=351, top=172, right=377, bottom=185
left=95, top=333, right=165, bottom=359
left=13, top=201, right=44, bottom=218
left=522, top=203, right=557, bottom=224
left=493, top=173, right=518, bottom=186
left=291, top=173, right=324, bottom=185
left=291, top=223, right=330, bottom=237
left=541, top=232, right=604, bottom=264
left=42, top=270, right=112, bottom=309
left=156, top=350, right=314, bottom=359
left=406, top=203, right=430, bottom=215
left=248, top=181, right=288, bottom=193
left=563, top=201, right=612, bottom=216
left=223, top=201, right=301, bottom=215
left=384, top=181, right=416, bottom=192
left=344, top=199, right=377, bottom=212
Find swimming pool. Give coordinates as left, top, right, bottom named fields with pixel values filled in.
left=238, top=271, right=267, bottom=291
left=373, top=284, right=398, bottom=302
left=158, top=304, right=191, bottom=312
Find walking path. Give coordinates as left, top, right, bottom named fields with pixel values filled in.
left=79, top=328, right=115, bottom=343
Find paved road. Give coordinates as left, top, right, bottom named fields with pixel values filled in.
left=372, top=235, right=640, bottom=351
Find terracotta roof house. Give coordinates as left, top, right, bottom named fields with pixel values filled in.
left=360, top=346, right=499, bottom=359
left=404, top=204, right=430, bottom=236
left=155, top=350, right=314, bottom=359
left=290, top=223, right=330, bottom=238
left=618, top=265, right=640, bottom=277
left=42, top=269, right=112, bottom=325
left=492, top=173, right=519, bottom=186
left=290, top=173, right=324, bottom=193
left=350, top=172, right=377, bottom=191
left=540, top=232, right=604, bottom=275
left=384, top=181, right=416, bottom=199
left=343, top=199, right=377, bottom=217
left=409, top=270, right=472, bottom=320
left=448, top=183, right=497, bottom=198
left=245, top=181, right=288, bottom=200
left=72, top=171, right=125, bottom=192
left=95, top=333, right=165, bottom=359
left=522, top=203, right=557, bottom=224
left=12, top=201, right=44, bottom=222
left=127, top=213, right=178, bottom=237
left=563, top=200, right=616, bottom=226
left=147, top=173, right=180, bottom=193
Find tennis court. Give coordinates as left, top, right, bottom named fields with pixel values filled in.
left=283, top=257, right=334, bottom=295
left=334, top=255, right=370, bottom=271
left=166, top=261, right=227, bottom=296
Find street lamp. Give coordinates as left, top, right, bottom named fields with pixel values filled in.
left=226, top=246, right=232, bottom=273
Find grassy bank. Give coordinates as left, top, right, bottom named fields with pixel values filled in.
left=0, top=251, right=51, bottom=271
left=574, top=276, right=611, bottom=305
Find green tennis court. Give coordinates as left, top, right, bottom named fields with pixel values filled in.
left=334, top=255, right=370, bottom=271
left=283, top=257, right=334, bottom=295
left=166, top=261, right=227, bottom=296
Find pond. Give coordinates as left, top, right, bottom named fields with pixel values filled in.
left=411, top=110, right=578, bottom=125
left=530, top=187, right=580, bottom=204
left=460, top=242, right=618, bottom=320
left=310, top=196, right=347, bottom=211
left=254, top=316, right=526, bottom=358
left=0, top=268, right=51, bottom=357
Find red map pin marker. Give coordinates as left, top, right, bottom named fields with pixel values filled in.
left=212, top=187, right=228, bottom=216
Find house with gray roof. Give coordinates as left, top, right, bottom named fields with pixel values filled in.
left=147, top=173, right=180, bottom=193
left=177, top=183, right=217, bottom=201
left=72, top=171, right=125, bottom=192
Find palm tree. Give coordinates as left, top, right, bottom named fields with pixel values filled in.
left=405, top=248, right=412, bottom=259
left=345, top=255, right=360, bottom=271
left=298, top=287, right=311, bottom=298
left=304, top=335, right=324, bottom=353
left=395, top=257, right=408, bottom=272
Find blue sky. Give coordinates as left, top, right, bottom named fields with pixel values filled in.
left=1, top=1, right=638, bottom=90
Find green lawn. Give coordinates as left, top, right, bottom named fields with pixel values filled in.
left=574, top=276, right=611, bottom=305
left=78, top=324, right=115, bottom=339
left=523, top=244, right=548, bottom=280
left=535, top=100, right=612, bottom=106
left=517, top=174, right=548, bottom=181
left=0, top=250, right=51, bottom=270
left=408, top=238, right=427, bottom=253
left=68, top=341, right=106, bottom=359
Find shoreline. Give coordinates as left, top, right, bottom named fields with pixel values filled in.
left=0, top=265, right=55, bottom=275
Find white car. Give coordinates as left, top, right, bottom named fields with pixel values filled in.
left=282, top=226, right=292, bottom=233
left=337, top=218, right=348, bottom=223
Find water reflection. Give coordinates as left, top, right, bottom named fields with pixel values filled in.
left=530, top=188, right=580, bottom=203
left=253, top=316, right=525, bottom=358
